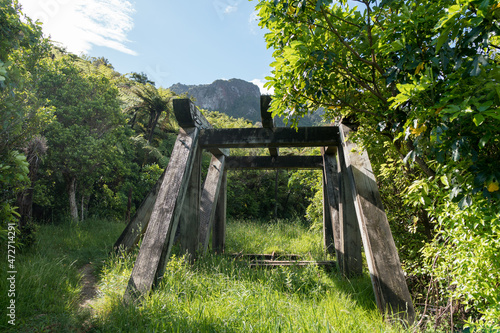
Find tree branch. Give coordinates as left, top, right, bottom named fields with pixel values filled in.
left=319, top=6, right=386, bottom=76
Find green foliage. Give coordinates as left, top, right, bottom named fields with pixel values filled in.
left=35, top=55, right=129, bottom=220
left=0, top=0, right=51, bottom=237
left=129, top=84, right=176, bottom=143
left=204, top=110, right=255, bottom=129
left=405, top=164, right=500, bottom=329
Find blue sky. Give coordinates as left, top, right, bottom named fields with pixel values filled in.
left=18, top=0, right=274, bottom=92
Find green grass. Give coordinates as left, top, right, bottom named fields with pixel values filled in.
left=1, top=218, right=411, bottom=332
left=226, top=218, right=327, bottom=259
left=0, top=218, right=125, bottom=331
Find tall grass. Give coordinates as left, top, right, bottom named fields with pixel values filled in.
left=0, top=218, right=125, bottom=331
left=91, top=218, right=408, bottom=332
left=226, top=218, right=326, bottom=259
left=1, top=217, right=411, bottom=332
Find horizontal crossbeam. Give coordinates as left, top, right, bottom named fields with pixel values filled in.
left=200, top=127, right=340, bottom=149
left=226, top=156, right=323, bottom=169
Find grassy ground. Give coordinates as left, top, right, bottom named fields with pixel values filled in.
left=0, top=218, right=411, bottom=332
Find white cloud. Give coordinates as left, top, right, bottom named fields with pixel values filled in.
left=224, top=5, right=237, bottom=14
left=251, top=78, right=274, bottom=95
left=18, top=0, right=136, bottom=56
left=213, top=0, right=240, bottom=19
left=248, top=10, right=259, bottom=35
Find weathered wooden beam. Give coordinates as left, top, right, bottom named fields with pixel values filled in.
left=173, top=99, right=229, bottom=156
left=179, top=145, right=202, bottom=259
left=339, top=124, right=415, bottom=324
left=212, top=170, right=227, bottom=254
left=230, top=253, right=302, bottom=261
left=321, top=156, right=338, bottom=257
left=123, top=128, right=200, bottom=303
left=260, top=95, right=279, bottom=157
left=198, top=154, right=226, bottom=254
left=173, top=98, right=213, bottom=129
left=337, top=144, right=363, bottom=277
left=322, top=148, right=362, bottom=277
left=260, top=95, right=274, bottom=129
left=225, top=156, right=323, bottom=170
left=250, top=260, right=337, bottom=269
left=200, top=127, right=340, bottom=149
left=113, top=169, right=166, bottom=252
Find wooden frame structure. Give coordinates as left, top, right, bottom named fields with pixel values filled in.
left=115, top=97, right=415, bottom=324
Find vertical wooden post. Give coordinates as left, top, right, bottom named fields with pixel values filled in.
left=321, top=167, right=337, bottom=256
left=113, top=169, right=166, bottom=252
left=339, top=124, right=415, bottom=323
left=336, top=146, right=363, bottom=277
left=179, top=145, right=202, bottom=259
left=212, top=170, right=227, bottom=254
left=198, top=154, right=226, bottom=253
left=123, top=128, right=200, bottom=303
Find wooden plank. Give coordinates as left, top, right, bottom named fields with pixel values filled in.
left=230, top=253, right=302, bottom=260
left=173, top=98, right=213, bottom=129
left=199, top=127, right=340, bottom=149
left=198, top=154, right=226, bottom=254
left=212, top=170, right=227, bottom=254
left=323, top=167, right=338, bottom=255
left=250, top=260, right=337, bottom=268
left=179, top=144, right=202, bottom=259
left=260, top=95, right=278, bottom=157
left=260, top=95, right=274, bottom=129
left=324, top=146, right=363, bottom=278
left=123, top=128, right=200, bottom=303
left=225, top=156, right=323, bottom=170
left=113, top=169, right=166, bottom=252
left=173, top=99, right=229, bottom=156
left=337, top=145, right=363, bottom=277
left=339, top=124, right=415, bottom=324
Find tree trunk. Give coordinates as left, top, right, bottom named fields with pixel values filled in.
left=81, top=195, right=85, bottom=222
left=16, top=137, right=47, bottom=228
left=148, top=111, right=162, bottom=143
left=68, top=176, right=78, bottom=221
left=16, top=190, right=32, bottom=229
left=274, top=170, right=279, bottom=219
left=126, top=187, right=133, bottom=223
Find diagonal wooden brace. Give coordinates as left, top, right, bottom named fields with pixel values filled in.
left=321, top=151, right=339, bottom=257
left=198, top=154, right=226, bottom=254
left=339, top=124, right=415, bottom=324
left=123, top=127, right=200, bottom=303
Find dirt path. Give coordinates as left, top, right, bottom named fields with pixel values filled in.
left=78, top=263, right=98, bottom=332
left=79, top=263, right=98, bottom=309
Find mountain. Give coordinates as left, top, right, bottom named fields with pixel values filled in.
left=169, top=79, right=262, bottom=122
left=169, top=78, right=325, bottom=126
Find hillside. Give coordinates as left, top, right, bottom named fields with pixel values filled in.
left=169, top=79, right=325, bottom=126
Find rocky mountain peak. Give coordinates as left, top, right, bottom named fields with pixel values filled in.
left=169, top=78, right=261, bottom=122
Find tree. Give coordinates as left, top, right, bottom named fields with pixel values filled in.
left=0, top=0, right=51, bottom=236
left=37, top=56, right=125, bottom=221
left=128, top=72, right=155, bottom=85
left=130, top=84, right=175, bottom=143
left=256, top=0, right=500, bottom=327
